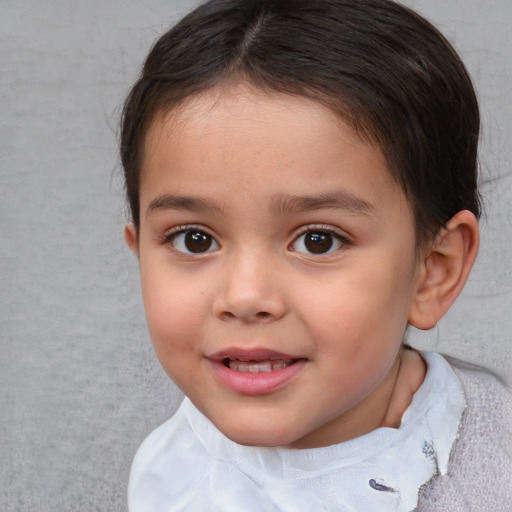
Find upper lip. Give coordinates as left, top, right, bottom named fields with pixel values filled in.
left=207, top=347, right=302, bottom=362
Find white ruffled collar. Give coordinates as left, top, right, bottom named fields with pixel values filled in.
left=184, top=351, right=466, bottom=512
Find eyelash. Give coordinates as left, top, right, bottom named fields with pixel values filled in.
left=290, top=224, right=351, bottom=256
left=161, top=224, right=351, bottom=256
left=162, top=225, right=219, bottom=255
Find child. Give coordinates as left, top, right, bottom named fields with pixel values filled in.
left=120, top=0, right=511, bottom=510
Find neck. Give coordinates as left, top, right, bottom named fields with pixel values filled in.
left=288, top=347, right=426, bottom=449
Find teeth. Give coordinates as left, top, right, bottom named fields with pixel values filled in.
left=228, top=359, right=294, bottom=373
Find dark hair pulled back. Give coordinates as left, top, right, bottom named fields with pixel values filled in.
left=120, top=0, right=480, bottom=245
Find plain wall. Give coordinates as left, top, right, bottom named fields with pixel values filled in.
left=1, top=1, right=510, bottom=510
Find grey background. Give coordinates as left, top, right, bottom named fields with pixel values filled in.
left=1, top=0, right=510, bottom=510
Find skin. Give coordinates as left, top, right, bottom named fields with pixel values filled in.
left=125, top=83, right=478, bottom=449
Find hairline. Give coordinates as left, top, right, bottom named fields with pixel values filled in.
left=135, top=75, right=430, bottom=249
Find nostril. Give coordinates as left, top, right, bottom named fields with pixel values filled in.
left=219, top=310, right=273, bottom=322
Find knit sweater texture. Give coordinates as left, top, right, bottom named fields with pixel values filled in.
left=416, top=356, right=511, bottom=511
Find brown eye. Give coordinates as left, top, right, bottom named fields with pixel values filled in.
left=304, top=232, right=333, bottom=253
left=185, top=231, right=212, bottom=252
left=171, top=230, right=219, bottom=254
left=291, top=230, right=345, bottom=255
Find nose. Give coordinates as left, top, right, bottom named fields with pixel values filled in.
left=213, top=249, right=286, bottom=324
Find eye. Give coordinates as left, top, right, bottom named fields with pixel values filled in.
left=291, top=229, right=346, bottom=255
left=168, top=229, right=219, bottom=254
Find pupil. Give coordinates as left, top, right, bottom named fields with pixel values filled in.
left=305, top=232, right=332, bottom=254
left=185, top=231, right=212, bottom=253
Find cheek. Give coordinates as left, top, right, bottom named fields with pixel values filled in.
left=141, top=272, right=208, bottom=357
left=301, top=262, right=413, bottom=349
left=144, top=294, right=206, bottom=390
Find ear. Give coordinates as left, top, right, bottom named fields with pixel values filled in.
left=408, top=210, right=479, bottom=330
left=124, top=222, right=139, bottom=257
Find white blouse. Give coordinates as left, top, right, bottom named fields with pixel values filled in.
left=129, top=352, right=465, bottom=512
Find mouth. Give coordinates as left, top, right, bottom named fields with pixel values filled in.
left=208, top=349, right=307, bottom=395
left=222, top=358, right=297, bottom=373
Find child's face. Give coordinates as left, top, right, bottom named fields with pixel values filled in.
left=129, top=84, right=424, bottom=448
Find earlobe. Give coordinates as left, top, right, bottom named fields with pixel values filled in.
left=408, top=210, right=479, bottom=330
left=124, top=222, right=139, bottom=256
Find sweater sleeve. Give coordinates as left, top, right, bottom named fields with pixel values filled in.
left=416, top=358, right=512, bottom=512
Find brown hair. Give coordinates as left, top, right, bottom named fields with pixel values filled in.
left=120, top=0, right=480, bottom=246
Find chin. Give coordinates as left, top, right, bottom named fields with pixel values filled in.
left=218, top=420, right=299, bottom=448
left=227, top=433, right=293, bottom=448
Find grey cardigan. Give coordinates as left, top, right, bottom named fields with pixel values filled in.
left=417, top=357, right=511, bottom=511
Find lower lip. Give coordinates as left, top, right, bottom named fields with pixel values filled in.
left=209, top=359, right=307, bottom=395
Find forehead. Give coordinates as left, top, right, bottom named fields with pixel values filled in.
left=140, top=83, right=411, bottom=223
left=143, top=83, right=355, bottom=164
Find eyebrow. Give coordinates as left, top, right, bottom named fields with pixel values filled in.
left=269, top=191, right=376, bottom=217
left=146, top=194, right=224, bottom=217
left=145, top=190, right=376, bottom=218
